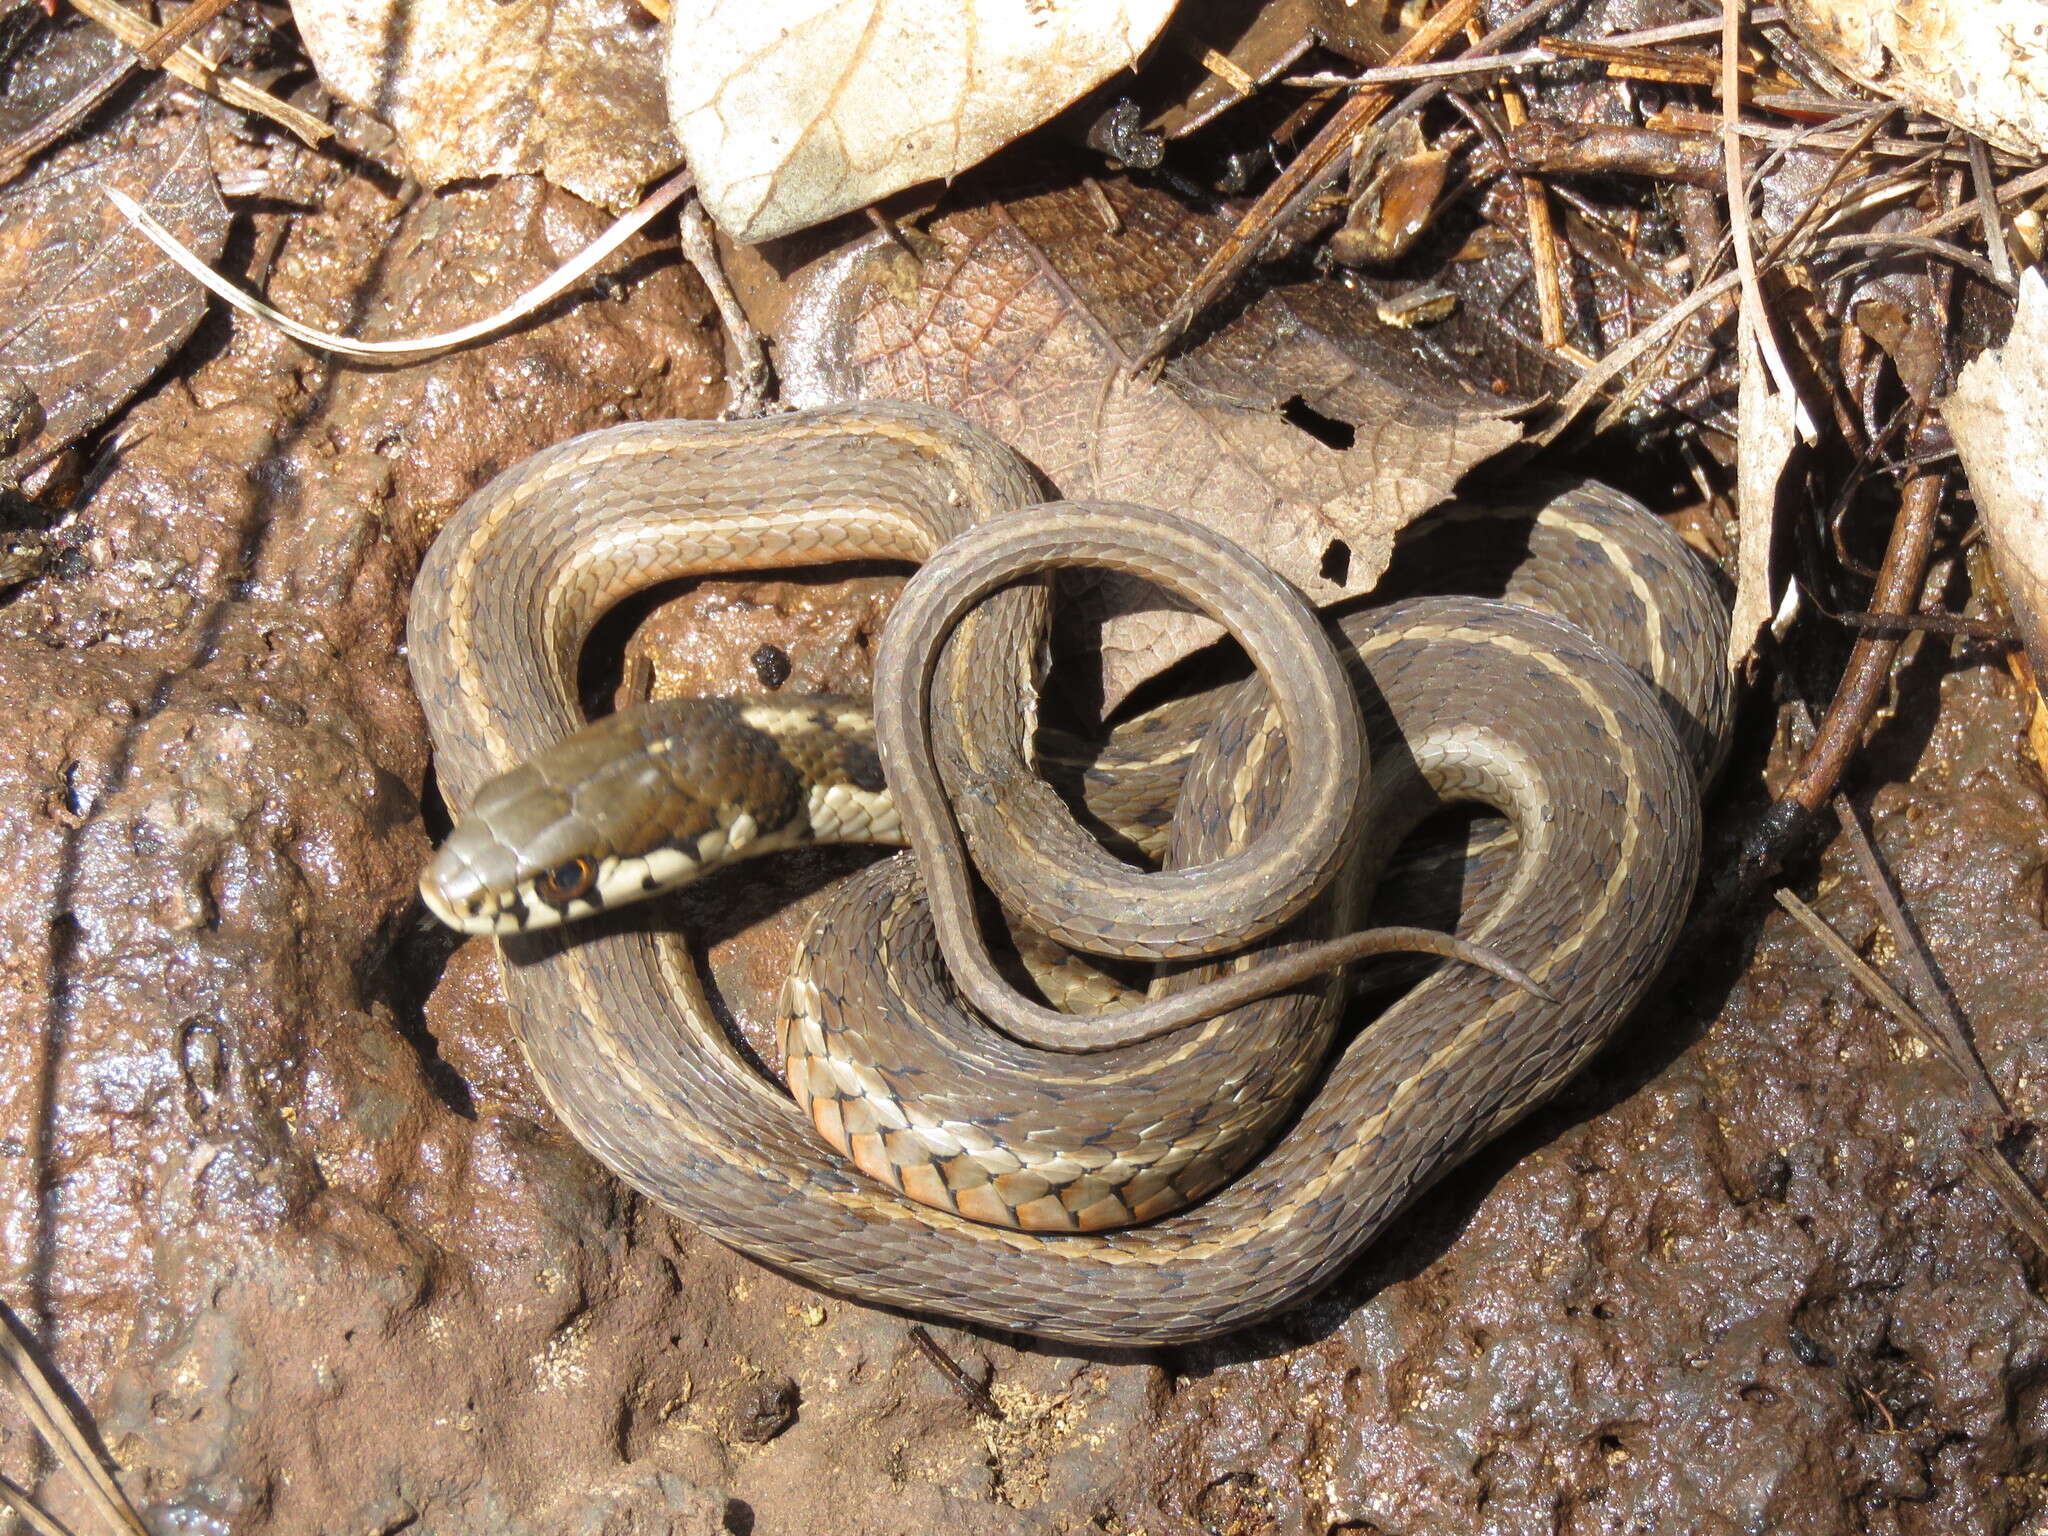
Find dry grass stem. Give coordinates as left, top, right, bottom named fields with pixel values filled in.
left=104, top=168, right=696, bottom=362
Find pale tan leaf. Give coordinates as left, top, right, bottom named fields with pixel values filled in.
left=290, top=0, right=677, bottom=209
left=1947, top=269, right=2048, bottom=672
left=782, top=179, right=1522, bottom=707
left=1785, top=0, right=2048, bottom=157
left=669, top=0, right=1177, bottom=243
left=1727, top=327, right=1798, bottom=672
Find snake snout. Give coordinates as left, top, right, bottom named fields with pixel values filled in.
left=420, top=826, right=534, bottom=934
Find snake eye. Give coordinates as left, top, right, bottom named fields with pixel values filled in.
left=534, top=856, right=598, bottom=906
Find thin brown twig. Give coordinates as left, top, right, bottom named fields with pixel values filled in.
left=1830, top=795, right=2005, bottom=1117
left=676, top=195, right=774, bottom=417
left=66, top=0, right=328, bottom=144
left=1536, top=271, right=1740, bottom=441
left=1806, top=233, right=2015, bottom=294
left=1284, top=47, right=1555, bottom=88
left=1774, top=889, right=2048, bottom=1260
left=907, top=1326, right=1004, bottom=1420
left=1777, top=445, right=1948, bottom=816
left=1906, top=162, right=2048, bottom=241
left=0, top=1302, right=149, bottom=1536
left=0, top=1477, right=78, bottom=1536
left=1967, top=135, right=2018, bottom=287
left=1832, top=610, right=2017, bottom=643
left=136, top=0, right=237, bottom=67
left=1494, top=70, right=1588, bottom=365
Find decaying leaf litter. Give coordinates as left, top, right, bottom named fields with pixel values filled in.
left=3, top=0, right=2048, bottom=1529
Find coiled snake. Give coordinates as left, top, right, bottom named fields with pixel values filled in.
left=409, top=402, right=1730, bottom=1344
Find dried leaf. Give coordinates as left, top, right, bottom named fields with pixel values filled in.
left=1727, top=326, right=1798, bottom=672
left=670, top=0, right=1176, bottom=243
left=783, top=178, right=1521, bottom=706
left=0, top=10, right=128, bottom=150
left=1947, top=269, right=2048, bottom=677
left=0, top=111, right=227, bottom=485
left=1785, top=0, right=2048, bottom=157
left=291, top=0, right=676, bottom=210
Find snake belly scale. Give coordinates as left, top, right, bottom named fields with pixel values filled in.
left=409, top=402, right=1729, bottom=1345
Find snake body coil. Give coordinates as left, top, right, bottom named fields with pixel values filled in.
left=409, top=402, right=1729, bottom=1344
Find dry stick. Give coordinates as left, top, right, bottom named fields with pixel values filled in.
left=675, top=195, right=774, bottom=417
left=1136, top=0, right=1498, bottom=367
left=1496, top=66, right=1587, bottom=365
left=1774, top=890, right=2048, bottom=1260
left=906, top=1326, right=1005, bottom=1421
left=1830, top=794, right=2005, bottom=1115
left=0, top=1478, right=77, bottom=1536
left=1834, top=609, right=2016, bottom=643
left=66, top=0, right=328, bottom=144
left=1807, top=233, right=2015, bottom=295
left=1720, top=0, right=1810, bottom=433
left=0, top=1304, right=149, bottom=1536
left=1967, top=135, right=2018, bottom=288
left=1536, top=270, right=1740, bottom=442
left=1602, top=6, right=1788, bottom=46
left=1284, top=47, right=1556, bottom=89
left=136, top=0, right=238, bottom=68
left=1713, top=444, right=1951, bottom=909
left=1776, top=452, right=1948, bottom=818
left=1907, top=162, right=2048, bottom=241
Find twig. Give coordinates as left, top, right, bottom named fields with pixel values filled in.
left=907, top=1325, right=1004, bottom=1420
left=1720, top=0, right=1811, bottom=434
left=1806, top=233, right=2016, bottom=295
left=1601, top=7, right=1787, bottom=46
left=1137, top=0, right=1505, bottom=366
left=1284, top=47, right=1556, bottom=88
left=136, top=0, right=238, bottom=68
left=0, top=1302, right=150, bottom=1536
left=1967, top=135, right=2018, bottom=288
left=104, top=167, right=696, bottom=362
left=1774, top=890, right=2048, bottom=1259
left=675, top=195, right=774, bottom=417
left=0, top=1477, right=79, bottom=1536
left=1905, top=163, right=2048, bottom=241
left=66, top=0, right=329, bottom=145
left=1776, top=448, right=1948, bottom=816
left=1543, top=35, right=1724, bottom=86
left=1496, top=71, right=1587, bottom=364
left=1536, top=270, right=1740, bottom=441
left=1832, top=610, right=2016, bottom=644
left=1830, top=795, right=2004, bottom=1113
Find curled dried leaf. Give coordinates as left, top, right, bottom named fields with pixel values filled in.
left=783, top=178, right=1521, bottom=706
left=670, top=0, right=1177, bottom=242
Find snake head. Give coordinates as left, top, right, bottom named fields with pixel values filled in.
left=420, top=697, right=896, bottom=935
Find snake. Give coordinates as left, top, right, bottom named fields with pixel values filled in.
left=408, top=401, right=1730, bottom=1345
